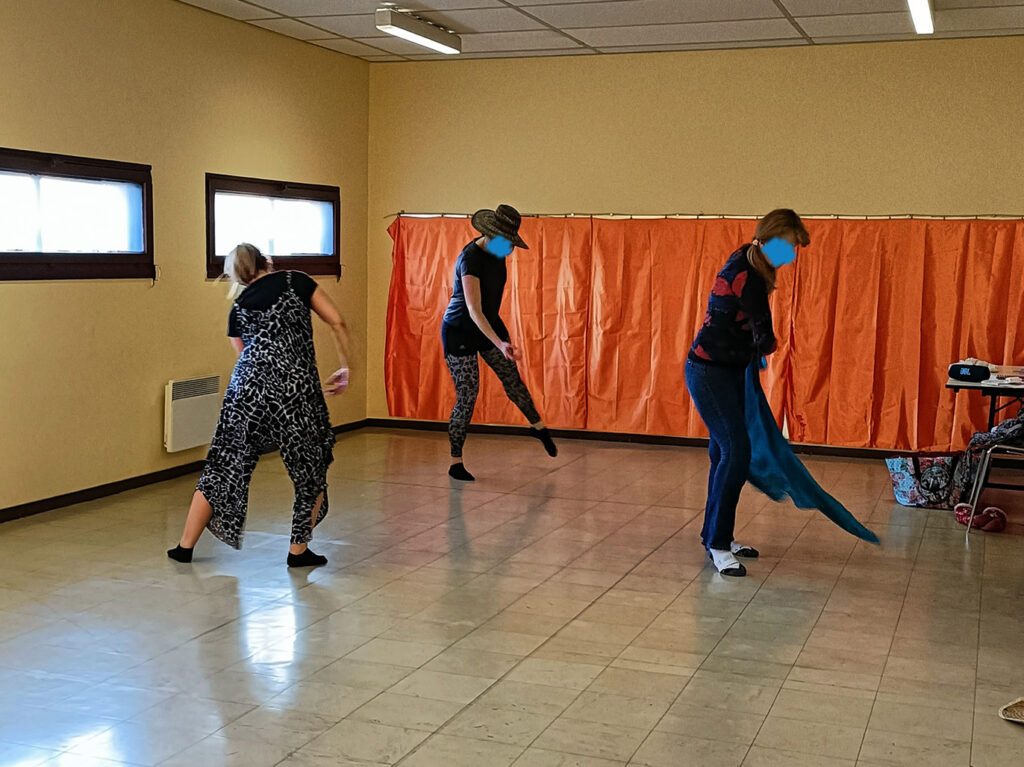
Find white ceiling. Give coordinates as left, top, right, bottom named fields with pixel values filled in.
left=175, top=0, right=1024, bottom=61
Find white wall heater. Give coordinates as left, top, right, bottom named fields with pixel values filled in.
left=164, top=376, right=221, bottom=452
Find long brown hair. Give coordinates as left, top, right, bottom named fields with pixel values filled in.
left=747, top=209, right=810, bottom=292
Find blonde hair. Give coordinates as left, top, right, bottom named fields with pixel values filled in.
left=747, top=209, right=810, bottom=293
left=224, top=243, right=270, bottom=288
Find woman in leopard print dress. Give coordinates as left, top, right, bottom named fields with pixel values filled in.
left=168, top=244, right=350, bottom=568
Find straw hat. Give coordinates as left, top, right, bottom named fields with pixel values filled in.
left=999, top=698, right=1024, bottom=724
left=471, top=204, right=529, bottom=250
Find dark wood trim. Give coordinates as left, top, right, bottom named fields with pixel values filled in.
left=205, top=173, right=341, bottom=280
left=0, top=417, right=935, bottom=525
left=0, top=420, right=369, bottom=524
left=0, top=147, right=155, bottom=281
left=0, top=255, right=156, bottom=281
left=361, top=418, right=908, bottom=459
left=986, top=481, right=1024, bottom=491
left=205, top=174, right=217, bottom=279
left=0, top=147, right=151, bottom=183
left=789, top=444, right=911, bottom=460
left=0, top=461, right=205, bottom=524
left=207, top=174, right=340, bottom=201
left=334, top=419, right=369, bottom=435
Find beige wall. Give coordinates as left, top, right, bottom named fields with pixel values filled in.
left=0, top=0, right=369, bottom=508
left=367, top=37, right=1024, bottom=418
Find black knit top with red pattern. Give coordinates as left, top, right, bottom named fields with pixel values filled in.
left=688, top=245, right=776, bottom=368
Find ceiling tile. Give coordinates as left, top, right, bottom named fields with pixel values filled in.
left=266, top=0, right=505, bottom=12
left=175, top=0, right=278, bottom=20
left=509, top=0, right=630, bottom=5
left=462, top=29, right=583, bottom=52
left=405, top=48, right=595, bottom=60
left=525, top=0, right=782, bottom=28
left=313, top=38, right=394, bottom=56
left=177, top=0, right=1024, bottom=62
left=934, top=0, right=1024, bottom=8
left=573, top=18, right=803, bottom=47
left=597, top=39, right=809, bottom=53
left=404, top=0, right=507, bottom=8
left=935, top=6, right=1024, bottom=29
left=808, top=32, right=920, bottom=43
left=466, top=48, right=596, bottom=58
left=250, top=17, right=335, bottom=39
left=796, top=12, right=914, bottom=36
left=252, top=0, right=360, bottom=13
left=934, top=26, right=1024, bottom=36
left=418, top=8, right=547, bottom=33
left=780, top=0, right=907, bottom=14
left=302, top=13, right=381, bottom=37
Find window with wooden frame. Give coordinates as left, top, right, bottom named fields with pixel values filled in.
left=206, top=174, right=340, bottom=279
left=0, top=147, right=155, bottom=281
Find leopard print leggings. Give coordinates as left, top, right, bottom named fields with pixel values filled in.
left=445, top=348, right=542, bottom=459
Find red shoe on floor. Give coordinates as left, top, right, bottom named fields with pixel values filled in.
left=978, top=507, right=1007, bottom=532
left=954, top=503, right=1006, bottom=532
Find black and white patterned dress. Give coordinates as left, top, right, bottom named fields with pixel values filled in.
left=198, top=271, right=335, bottom=549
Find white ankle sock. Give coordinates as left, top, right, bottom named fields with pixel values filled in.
left=709, top=548, right=741, bottom=572
left=730, top=541, right=748, bottom=554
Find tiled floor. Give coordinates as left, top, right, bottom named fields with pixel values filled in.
left=1, top=428, right=1022, bottom=767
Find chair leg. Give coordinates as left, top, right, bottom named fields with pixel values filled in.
left=965, top=449, right=995, bottom=539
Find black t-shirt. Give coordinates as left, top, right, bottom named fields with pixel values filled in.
left=227, top=270, right=318, bottom=337
left=441, top=240, right=509, bottom=355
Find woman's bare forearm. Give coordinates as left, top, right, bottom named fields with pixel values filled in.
left=330, top=321, right=350, bottom=368
left=468, top=310, right=504, bottom=348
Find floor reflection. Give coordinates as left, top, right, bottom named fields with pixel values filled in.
left=0, top=430, right=1019, bottom=766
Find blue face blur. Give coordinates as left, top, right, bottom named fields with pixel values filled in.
left=762, top=237, right=797, bottom=267
left=485, top=235, right=514, bottom=258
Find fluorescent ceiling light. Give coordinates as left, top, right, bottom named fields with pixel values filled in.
left=907, top=0, right=934, bottom=34
left=375, top=9, right=461, bottom=55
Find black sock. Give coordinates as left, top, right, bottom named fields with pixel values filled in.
left=530, top=427, right=558, bottom=457
left=167, top=545, right=193, bottom=563
left=449, top=462, right=475, bottom=481
left=287, top=548, right=327, bottom=568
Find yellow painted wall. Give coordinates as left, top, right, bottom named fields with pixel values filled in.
left=367, top=37, right=1024, bottom=418
left=0, top=0, right=369, bottom=508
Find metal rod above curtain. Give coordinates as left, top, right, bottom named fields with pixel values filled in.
left=387, top=210, right=1024, bottom=220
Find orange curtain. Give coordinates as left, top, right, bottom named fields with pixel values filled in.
left=385, top=216, right=1024, bottom=451
left=385, top=216, right=468, bottom=422
left=787, top=219, right=1024, bottom=450
left=385, top=216, right=591, bottom=429
left=585, top=218, right=789, bottom=436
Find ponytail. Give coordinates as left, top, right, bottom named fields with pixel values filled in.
left=224, top=243, right=270, bottom=287
left=747, top=209, right=811, bottom=293
left=746, top=240, right=778, bottom=293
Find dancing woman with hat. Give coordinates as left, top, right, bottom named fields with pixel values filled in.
left=440, top=204, right=558, bottom=481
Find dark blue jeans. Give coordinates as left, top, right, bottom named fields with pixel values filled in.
left=685, top=359, right=751, bottom=551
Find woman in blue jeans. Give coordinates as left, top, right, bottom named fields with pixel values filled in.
left=685, top=209, right=810, bottom=576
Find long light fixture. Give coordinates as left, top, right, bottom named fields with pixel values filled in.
left=907, top=0, right=934, bottom=34
left=375, top=9, right=462, bottom=55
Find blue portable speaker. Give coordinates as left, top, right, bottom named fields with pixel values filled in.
left=949, top=364, right=990, bottom=383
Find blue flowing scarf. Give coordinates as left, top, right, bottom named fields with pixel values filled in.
left=744, top=363, right=880, bottom=544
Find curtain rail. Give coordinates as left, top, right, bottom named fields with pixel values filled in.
left=388, top=211, right=1024, bottom=220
